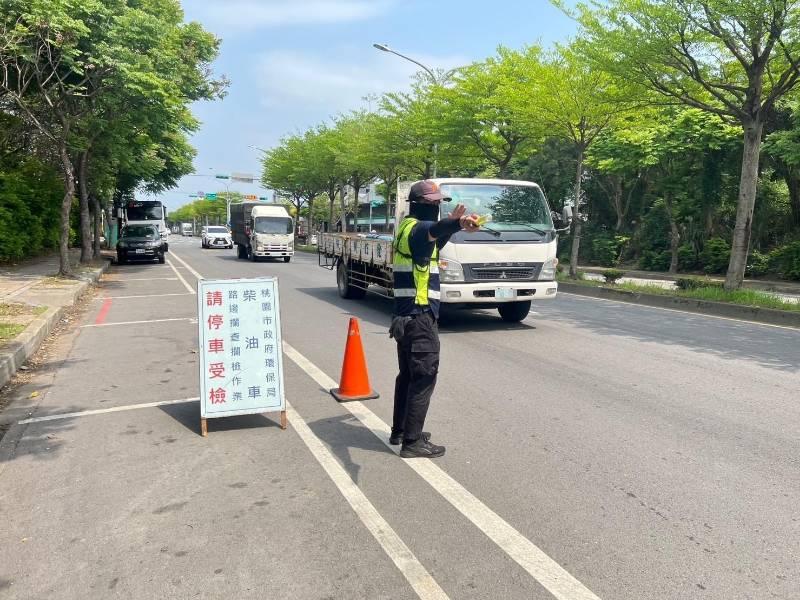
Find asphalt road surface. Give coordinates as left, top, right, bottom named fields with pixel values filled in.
left=0, top=236, right=798, bottom=600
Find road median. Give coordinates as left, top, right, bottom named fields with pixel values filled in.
left=558, top=281, right=800, bottom=328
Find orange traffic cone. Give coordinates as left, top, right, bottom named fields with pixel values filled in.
left=330, top=317, right=379, bottom=402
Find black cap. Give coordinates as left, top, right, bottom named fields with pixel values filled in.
left=409, top=180, right=450, bottom=203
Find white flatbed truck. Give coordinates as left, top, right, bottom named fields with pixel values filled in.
left=318, top=178, right=569, bottom=322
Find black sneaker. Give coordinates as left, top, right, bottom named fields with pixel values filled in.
left=390, top=430, right=430, bottom=446
left=400, top=438, right=445, bottom=459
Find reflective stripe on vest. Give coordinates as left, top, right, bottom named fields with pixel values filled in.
left=393, top=217, right=439, bottom=313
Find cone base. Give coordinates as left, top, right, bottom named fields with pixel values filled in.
left=330, top=388, right=380, bottom=403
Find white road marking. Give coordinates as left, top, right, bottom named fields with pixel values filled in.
left=558, top=291, right=800, bottom=332
left=93, top=293, right=194, bottom=300
left=166, top=258, right=196, bottom=294
left=168, top=250, right=204, bottom=282
left=109, top=277, right=179, bottom=282
left=286, top=401, right=449, bottom=600
left=18, top=397, right=199, bottom=424
left=282, top=342, right=601, bottom=600
left=81, top=317, right=195, bottom=328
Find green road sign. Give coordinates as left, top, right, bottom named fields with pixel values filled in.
left=215, top=174, right=230, bottom=180
left=259, top=196, right=268, bottom=201
left=205, top=193, right=217, bottom=200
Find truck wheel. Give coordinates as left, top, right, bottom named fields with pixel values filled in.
left=337, top=261, right=366, bottom=299
left=497, top=300, right=531, bottom=323
left=283, top=257, right=291, bottom=263
left=236, top=244, right=246, bottom=259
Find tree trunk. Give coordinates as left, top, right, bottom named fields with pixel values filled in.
left=340, top=185, right=347, bottom=233
left=351, top=180, right=362, bottom=232
left=568, top=147, right=585, bottom=278
left=725, top=119, right=763, bottom=291
left=58, top=144, right=75, bottom=277
left=77, top=151, right=93, bottom=263
left=785, top=166, right=800, bottom=227
left=307, top=197, right=314, bottom=235
left=91, top=194, right=103, bottom=259
left=663, top=193, right=680, bottom=274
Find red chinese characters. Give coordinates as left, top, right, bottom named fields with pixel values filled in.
left=206, top=291, right=223, bottom=307
left=209, top=362, right=225, bottom=379
left=208, top=338, right=224, bottom=353
left=207, top=314, right=223, bottom=330
left=209, top=388, right=226, bottom=404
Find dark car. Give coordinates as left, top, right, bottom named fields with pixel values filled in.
left=117, top=224, right=168, bottom=264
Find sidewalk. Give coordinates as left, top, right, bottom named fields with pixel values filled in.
left=0, top=251, right=109, bottom=391
left=578, top=265, right=800, bottom=303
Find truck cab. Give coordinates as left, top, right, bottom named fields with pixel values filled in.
left=404, top=178, right=561, bottom=321
left=230, top=203, right=294, bottom=262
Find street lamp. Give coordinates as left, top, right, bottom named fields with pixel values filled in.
left=372, top=43, right=437, bottom=83
left=373, top=42, right=439, bottom=176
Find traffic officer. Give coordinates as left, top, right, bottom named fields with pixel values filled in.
left=389, top=180, right=479, bottom=458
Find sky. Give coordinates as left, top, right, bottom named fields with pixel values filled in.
left=152, top=0, right=578, bottom=213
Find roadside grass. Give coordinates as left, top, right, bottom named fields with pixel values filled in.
left=558, top=274, right=800, bottom=312
left=619, top=282, right=800, bottom=312
left=0, top=323, right=25, bottom=342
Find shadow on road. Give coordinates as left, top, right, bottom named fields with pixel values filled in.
left=159, top=401, right=283, bottom=437
left=307, top=413, right=394, bottom=484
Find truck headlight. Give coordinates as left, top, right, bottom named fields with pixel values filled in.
left=539, top=257, right=558, bottom=281
left=438, top=259, right=464, bottom=283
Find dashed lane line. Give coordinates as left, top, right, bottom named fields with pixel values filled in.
left=166, top=257, right=196, bottom=294
left=168, top=250, right=204, bottom=282
left=283, top=341, right=602, bottom=600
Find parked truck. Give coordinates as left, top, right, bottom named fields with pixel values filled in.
left=230, top=202, right=294, bottom=262
left=318, top=178, right=570, bottom=322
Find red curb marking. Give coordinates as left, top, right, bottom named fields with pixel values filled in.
left=94, top=298, right=113, bottom=325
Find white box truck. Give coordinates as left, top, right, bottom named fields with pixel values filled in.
left=230, top=202, right=294, bottom=262
left=318, top=178, right=570, bottom=322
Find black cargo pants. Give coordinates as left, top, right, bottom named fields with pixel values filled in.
left=391, top=310, right=440, bottom=444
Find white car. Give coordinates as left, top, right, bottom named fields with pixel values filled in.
left=202, top=226, right=233, bottom=249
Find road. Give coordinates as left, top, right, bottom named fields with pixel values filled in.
left=0, top=236, right=798, bottom=600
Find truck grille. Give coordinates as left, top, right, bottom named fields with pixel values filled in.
left=465, top=263, right=541, bottom=281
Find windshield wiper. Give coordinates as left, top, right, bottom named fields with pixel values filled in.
left=479, top=224, right=502, bottom=237
left=506, top=223, right=550, bottom=236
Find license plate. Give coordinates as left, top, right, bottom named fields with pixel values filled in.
left=495, top=287, right=515, bottom=299
left=135, top=249, right=146, bottom=254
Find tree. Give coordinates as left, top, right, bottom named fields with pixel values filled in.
left=503, top=42, right=630, bottom=277
left=568, top=0, right=800, bottom=288
left=436, top=50, right=537, bottom=177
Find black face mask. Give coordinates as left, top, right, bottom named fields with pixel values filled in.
left=409, top=201, right=440, bottom=222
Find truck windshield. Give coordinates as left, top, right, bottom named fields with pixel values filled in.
left=439, top=184, right=553, bottom=233
left=255, top=217, right=292, bottom=234
left=122, top=226, right=158, bottom=239
left=126, top=202, right=163, bottom=221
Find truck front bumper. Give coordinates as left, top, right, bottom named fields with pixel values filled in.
left=254, top=250, right=294, bottom=257
left=439, top=281, right=557, bottom=303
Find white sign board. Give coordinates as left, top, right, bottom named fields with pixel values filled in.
left=197, top=277, right=285, bottom=421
